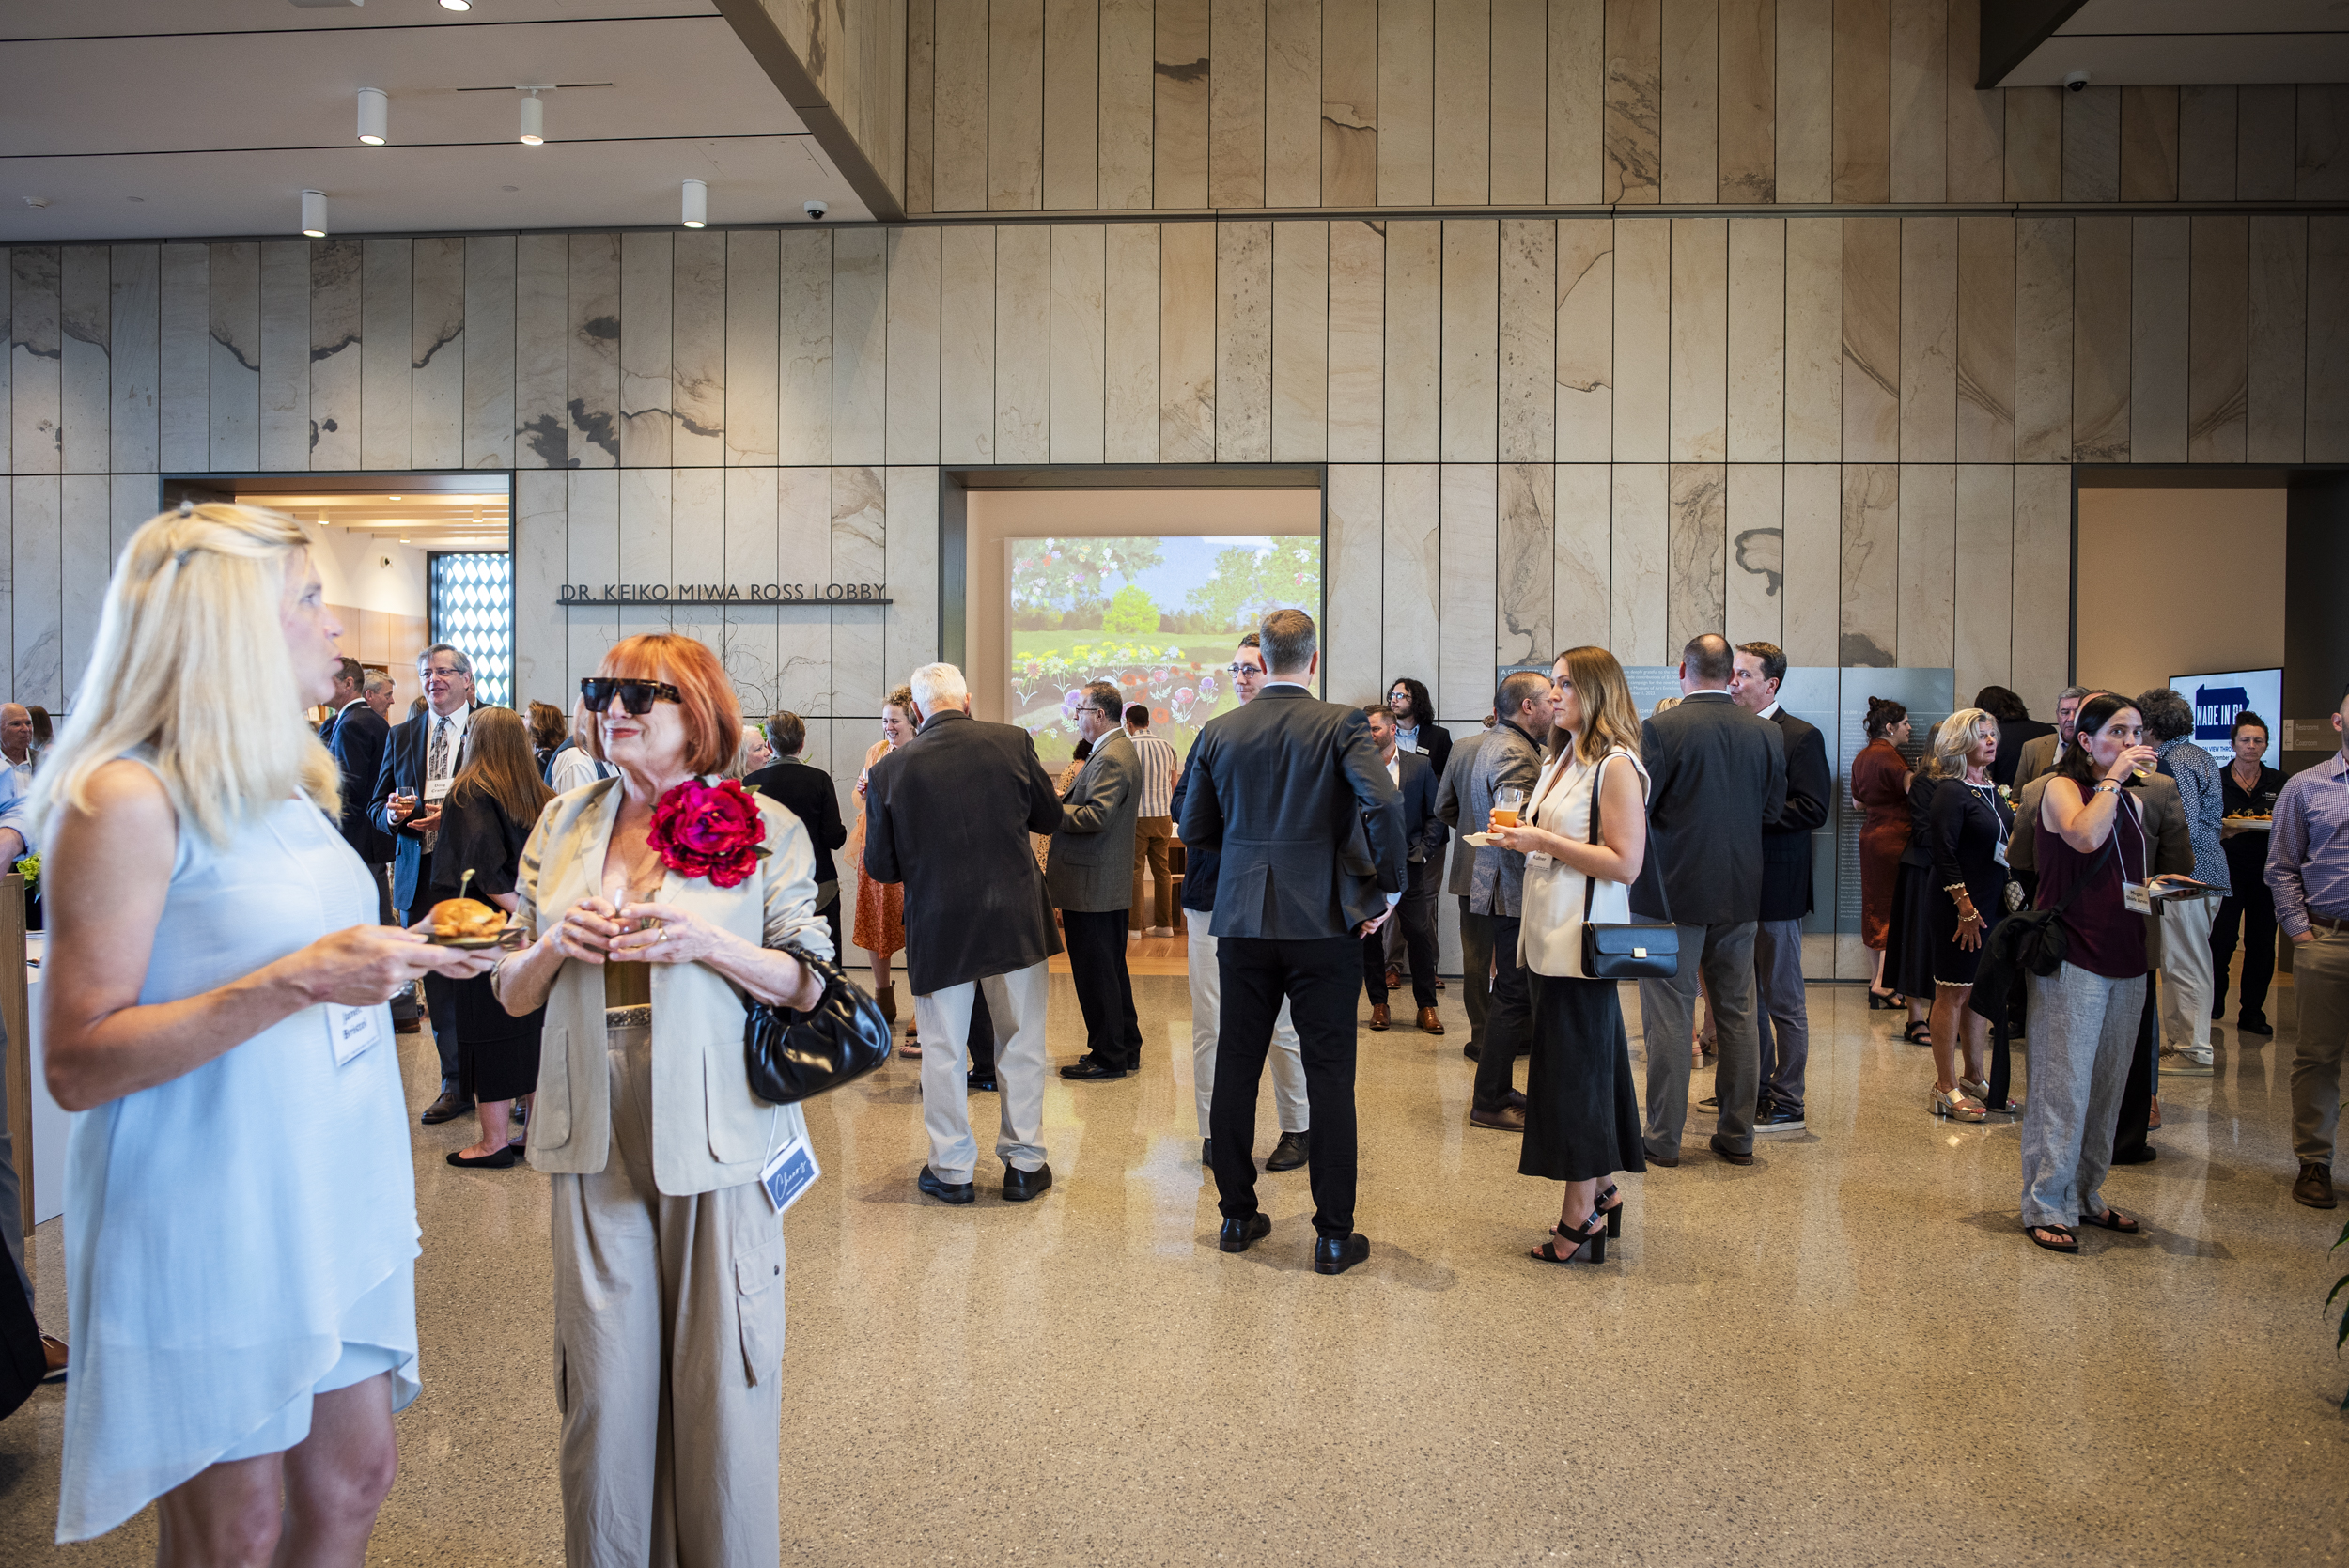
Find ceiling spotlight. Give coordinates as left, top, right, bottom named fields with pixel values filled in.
left=387, top=494, right=402, bottom=500
left=301, top=189, right=329, bottom=238
left=681, top=179, right=708, bottom=228
left=356, top=87, right=388, bottom=145
left=518, top=90, right=545, bottom=145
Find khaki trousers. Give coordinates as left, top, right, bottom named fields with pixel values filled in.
left=1130, top=815, right=1174, bottom=929
left=2291, top=927, right=2349, bottom=1167
left=551, top=1025, right=786, bottom=1568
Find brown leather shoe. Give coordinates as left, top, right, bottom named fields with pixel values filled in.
left=1383, top=964, right=1401, bottom=993
left=1416, top=1006, right=1444, bottom=1035
left=2295, top=1162, right=2338, bottom=1209
left=1369, top=1003, right=1391, bottom=1031
left=420, top=1089, right=474, bottom=1126
left=1469, top=1104, right=1526, bottom=1131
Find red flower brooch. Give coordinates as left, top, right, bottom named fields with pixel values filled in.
left=647, top=778, right=770, bottom=888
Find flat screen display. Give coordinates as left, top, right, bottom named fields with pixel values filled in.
left=2168, top=667, right=2282, bottom=768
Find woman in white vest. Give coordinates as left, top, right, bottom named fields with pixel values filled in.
left=1487, top=645, right=1652, bottom=1266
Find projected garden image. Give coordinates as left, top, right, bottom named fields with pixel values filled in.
left=1007, top=533, right=1322, bottom=768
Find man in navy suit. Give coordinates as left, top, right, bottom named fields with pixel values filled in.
left=1733, top=641, right=1832, bottom=1134
left=1360, top=704, right=1446, bottom=1035
left=319, top=657, right=365, bottom=746
left=326, top=659, right=416, bottom=1033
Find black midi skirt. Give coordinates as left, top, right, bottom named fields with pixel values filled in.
left=1883, top=860, right=1941, bottom=999
left=447, top=970, right=545, bottom=1103
left=1518, top=970, right=1647, bottom=1183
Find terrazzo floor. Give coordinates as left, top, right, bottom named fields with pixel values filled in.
left=3, top=970, right=2343, bottom=1565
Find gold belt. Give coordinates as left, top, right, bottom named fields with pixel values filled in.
left=604, top=1005, right=652, bottom=1030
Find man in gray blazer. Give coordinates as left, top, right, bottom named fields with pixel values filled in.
left=1631, top=634, right=1787, bottom=1168
left=1444, top=673, right=1554, bottom=1129
left=1053, top=681, right=1147, bottom=1079
left=1433, top=718, right=1497, bottom=1053
left=1178, top=610, right=1405, bottom=1275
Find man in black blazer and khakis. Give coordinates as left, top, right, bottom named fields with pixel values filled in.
left=1733, top=642, right=1832, bottom=1132
left=1050, top=681, right=1147, bottom=1079
left=865, top=662, right=1067, bottom=1205
left=1629, top=634, right=1787, bottom=1167
left=743, top=709, right=849, bottom=964
left=1360, top=705, right=1446, bottom=1034
left=1179, top=611, right=1406, bottom=1275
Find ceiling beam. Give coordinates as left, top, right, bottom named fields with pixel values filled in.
left=1979, top=0, right=2091, bottom=89
left=714, top=0, right=906, bottom=222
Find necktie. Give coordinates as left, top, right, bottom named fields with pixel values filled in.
left=426, top=715, right=450, bottom=849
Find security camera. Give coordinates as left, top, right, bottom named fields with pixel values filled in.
left=802, top=199, right=829, bottom=220
left=2064, top=70, right=2090, bottom=92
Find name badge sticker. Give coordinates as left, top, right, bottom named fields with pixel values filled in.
left=330, top=1003, right=385, bottom=1066
left=760, top=1126, right=821, bottom=1214
left=2123, top=881, right=2153, bottom=916
left=423, top=776, right=453, bottom=803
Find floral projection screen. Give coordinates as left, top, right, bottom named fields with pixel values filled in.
left=1006, top=533, right=1323, bottom=771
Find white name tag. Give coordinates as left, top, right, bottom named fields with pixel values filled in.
left=1993, top=838, right=2009, bottom=869
left=423, top=776, right=453, bottom=803
left=2123, top=881, right=2153, bottom=916
left=760, top=1126, right=821, bottom=1214
left=329, top=1003, right=384, bottom=1066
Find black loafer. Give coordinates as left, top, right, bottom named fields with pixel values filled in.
left=1313, top=1232, right=1371, bottom=1275
left=2237, top=1014, right=2274, bottom=1037
left=1707, top=1136, right=1753, bottom=1166
left=917, top=1165, right=976, bottom=1204
left=1002, top=1162, right=1052, bottom=1203
left=1462, top=1042, right=1481, bottom=1061
left=420, top=1090, right=474, bottom=1126
left=1219, top=1212, right=1272, bottom=1252
left=967, top=1070, right=998, bottom=1092
left=445, top=1144, right=520, bottom=1169
left=1059, top=1056, right=1128, bottom=1080
left=1264, top=1130, right=1311, bottom=1171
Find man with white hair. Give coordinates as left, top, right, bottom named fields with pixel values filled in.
left=0, top=703, right=38, bottom=867
left=863, top=662, right=1067, bottom=1205
left=363, top=668, right=397, bottom=722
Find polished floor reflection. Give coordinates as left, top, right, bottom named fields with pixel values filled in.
left=4, top=971, right=2343, bottom=1565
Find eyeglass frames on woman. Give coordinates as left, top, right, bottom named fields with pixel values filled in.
left=581, top=677, right=684, bottom=715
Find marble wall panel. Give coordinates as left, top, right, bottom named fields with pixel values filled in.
left=512, top=470, right=566, bottom=707
left=1554, top=219, right=1613, bottom=463
left=989, top=0, right=1045, bottom=209
left=1157, top=0, right=1212, bottom=208
left=1439, top=464, right=1499, bottom=720
left=1322, top=0, right=1380, bottom=207
left=1719, top=0, right=1776, bottom=202
left=257, top=243, right=307, bottom=472
left=1216, top=222, right=1272, bottom=461
left=1, top=257, right=12, bottom=473
left=1838, top=462, right=1898, bottom=667
left=2014, top=216, right=2072, bottom=463
left=832, top=230, right=888, bottom=465
left=2071, top=213, right=2132, bottom=460
left=774, top=468, right=832, bottom=710
left=614, top=467, right=673, bottom=649
left=1497, top=461, right=1553, bottom=663
left=1043, top=0, right=1101, bottom=210
left=1489, top=0, right=1548, bottom=203
left=2009, top=463, right=2068, bottom=695
left=1841, top=217, right=1900, bottom=462
left=1103, top=224, right=1160, bottom=462
left=1776, top=0, right=1833, bottom=202
left=61, top=246, right=111, bottom=475
left=8, top=251, right=59, bottom=475
left=1548, top=0, right=1605, bottom=204
left=463, top=236, right=516, bottom=471
left=1665, top=461, right=1726, bottom=650
left=1099, top=0, right=1158, bottom=208
left=1833, top=0, right=1890, bottom=203
left=1052, top=224, right=1109, bottom=464
left=1659, top=0, right=1718, bottom=202
left=1378, top=0, right=1436, bottom=206
left=60, top=474, right=108, bottom=697
left=1159, top=222, right=1216, bottom=462
left=669, top=468, right=728, bottom=655
left=932, top=0, right=988, bottom=210
left=906, top=0, right=936, bottom=213
left=410, top=236, right=465, bottom=470
left=10, top=477, right=59, bottom=706
left=887, top=226, right=943, bottom=464
left=1727, top=219, right=1784, bottom=463
left=109, top=245, right=159, bottom=474
left=725, top=232, right=780, bottom=467
left=1327, top=220, right=1385, bottom=460
left=1894, top=462, right=1952, bottom=668
left=1669, top=219, right=1727, bottom=463
left=1954, top=215, right=2015, bottom=462
left=1433, top=0, right=1491, bottom=204
left=112, top=472, right=157, bottom=560
left=567, top=235, right=621, bottom=470
left=1951, top=464, right=2011, bottom=702
left=1610, top=460, right=1669, bottom=665
left=0, top=483, right=12, bottom=695
left=1441, top=221, right=1500, bottom=462
left=2177, top=85, right=2236, bottom=202
left=1723, top=461, right=1781, bottom=646
left=1271, top=221, right=1330, bottom=462
left=1779, top=462, right=1840, bottom=667
left=1497, top=219, right=1554, bottom=463
left=564, top=471, right=621, bottom=679
left=1553, top=462, right=1611, bottom=648
left=2238, top=85, right=2296, bottom=202
left=2187, top=216, right=2248, bottom=465
left=1265, top=0, right=1323, bottom=206
left=1325, top=463, right=1385, bottom=699
left=1603, top=0, right=1663, bottom=204
left=1611, top=220, right=1669, bottom=460
left=2299, top=85, right=2349, bottom=198
left=1945, top=0, right=2003, bottom=202
left=210, top=242, right=261, bottom=472
left=2061, top=85, right=2120, bottom=203
left=940, top=226, right=996, bottom=463
left=990, top=225, right=1052, bottom=463
left=1381, top=463, right=1441, bottom=707
left=1783, top=217, right=1842, bottom=461
left=1210, top=0, right=1268, bottom=207
left=2247, top=215, right=2308, bottom=464
left=1888, top=0, right=1946, bottom=202
left=882, top=466, right=941, bottom=681
left=2119, top=85, right=2179, bottom=201
left=674, top=231, right=732, bottom=467
left=1898, top=216, right=1956, bottom=462
left=777, top=232, right=834, bottom=464
left=1384, top=221, right=1441, bottom=461
left=513, top=234, right=568, bottom=469
left=2128, top=216, right=2187, bottom=464
left=2309, top=218, right=2349, bottom=462
left=2004, top=87, right=2061, bottom=202
left=158, top=244, right=209, bottom=472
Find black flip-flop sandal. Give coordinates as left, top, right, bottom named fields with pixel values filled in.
left=1902, top=1020, right=1932, bottom=1046
left=2077, top=1208, right=2139, bottom=1233
left=2024, top=1222, right=2079, bottom=1252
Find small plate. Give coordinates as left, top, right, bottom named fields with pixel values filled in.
left=431, top=930, right=518, bottom=950
left=1462, top=831, right=1497, bottom=847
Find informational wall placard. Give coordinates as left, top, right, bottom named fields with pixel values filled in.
left=2170, top=667, right=2283, bottom=768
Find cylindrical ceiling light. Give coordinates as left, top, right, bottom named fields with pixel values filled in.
left=301, top=189, right=329, bottom=238
left=681, top=179, right=708, bottom=228
left=518, top=91, right=545, bottom=146
left=440, top=0, right=473, bottom=9
left=356, top=87, right=388, bottom=146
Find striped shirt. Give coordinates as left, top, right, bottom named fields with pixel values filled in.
left=1129, top=732, right=1177, bottom=817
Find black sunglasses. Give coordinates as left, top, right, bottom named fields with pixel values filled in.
left=581, top=677, right=684, bottom=716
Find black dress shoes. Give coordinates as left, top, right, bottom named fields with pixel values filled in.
left=1313, top=1232, right=1371, bottom=1275
left=1201, top=1138, right=1214, bottom=1166
left=393, top=1017, right=422, bottom=1034
left=1708, top=1135, right=1754, bottom=1166
left=2238, top=1013, right=2274, bottom=1037
left=967, top=1069, right=998, bottom=1092
left=1265, top=1130, right=1311, bottom=1171
left=917, top=1165, right=976, bottom=1204
left=1462, top=1041, right=1481, bottom=1061
left=1219, top=1212, right=1272, bottom=1252
left=1059, top=1055, right=1128, bottom=1080
left=1002, top=1163, right=1053, bottom=1202
left=421, top=1089, right=474, bottom=1126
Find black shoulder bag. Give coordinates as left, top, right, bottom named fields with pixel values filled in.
left=1968, top=818, right=2121, bottom=1110
left=1579, top=753, right=1681, bottom=981
left=743, top=947, right=894, bottom=1104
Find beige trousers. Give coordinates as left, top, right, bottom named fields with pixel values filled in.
left=551, top=1024, right=786, bottom=1568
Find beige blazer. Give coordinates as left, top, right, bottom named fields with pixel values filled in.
left=2015, top=732, right=2061, bottom=787
left=516, top=776, right=832, bottom=1196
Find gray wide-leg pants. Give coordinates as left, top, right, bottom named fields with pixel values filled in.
left=2018, top=962, right=2145, bottom=1229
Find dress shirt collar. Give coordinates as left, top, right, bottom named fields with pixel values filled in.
left=1756, top=700, right=1782, bottom=720
left=1682, top=688, right=1733, bottom=700
left=337, top=696, right=367, bottom=716
left=1261, top=679, right=1312, bottom=693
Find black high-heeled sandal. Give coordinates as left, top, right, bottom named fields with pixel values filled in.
left=1595, top=1183, right=1624, bottom=1237
left=1532, top=1212, right=1610, bottom=1265
left=1868, top=989, right=1898, bottom=1011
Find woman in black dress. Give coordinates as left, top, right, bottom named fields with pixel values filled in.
left=2210, top=711, right=2285, bottom=1036
left=1921, top=708, right=2015, bottom=1121
left=1881, top=765, right=1944, bottom=1048
left=431, top=706, right=553, bottom=1168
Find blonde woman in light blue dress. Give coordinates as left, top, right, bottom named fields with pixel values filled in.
left=35, top=504, right=493, bottom=1558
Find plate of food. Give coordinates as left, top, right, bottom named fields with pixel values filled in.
left=428, top=896, right=518, bottom=949
left=2222, top=814, right=2274, bottom=831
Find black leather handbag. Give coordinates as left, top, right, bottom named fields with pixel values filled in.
left=743, top=947, right=894, bottom=1105
left=1579, top=753, right=1680, bottom=981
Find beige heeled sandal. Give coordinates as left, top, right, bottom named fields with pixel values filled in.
left=1959, top=1077, right=2021, bottom=1113
left=1931, top=1085, right=1988, bottom=1123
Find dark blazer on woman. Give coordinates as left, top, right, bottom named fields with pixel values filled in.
left=1627, top=692, right=1788, bottom=928
left=742, top=757, right=848, bottom=886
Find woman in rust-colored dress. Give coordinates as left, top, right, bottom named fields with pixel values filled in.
left=1851, top=696, right=1916, bottom=1010
left=847, top=687, right=915, bottom=1047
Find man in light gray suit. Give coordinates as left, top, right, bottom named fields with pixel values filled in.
left=1053, top=681, right=1148, bottom=1079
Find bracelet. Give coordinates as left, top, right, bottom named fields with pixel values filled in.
left=2094, top=780, right=2123, bottom=794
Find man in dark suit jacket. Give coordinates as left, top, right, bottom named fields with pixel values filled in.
left=1630, top=634, right=1787, bottom=1168
left=1360, top=705, right=1445, bottom=1034
left=1179, top=611, right=1404, bottom=1275
left=326, top=660, right=415, bottom=1035
left=743, top=709, right=849, bottom=965
left=1734, top=642, right=1832, bottom=1133
left=865, top=662, right=1066, bottom=1206
left=1050, top=681, right=1146, bottom=1079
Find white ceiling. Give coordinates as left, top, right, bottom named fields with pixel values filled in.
left=1999, top=0, right=2349, bottom=86
left=0, top=0, right=867, bottom=243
